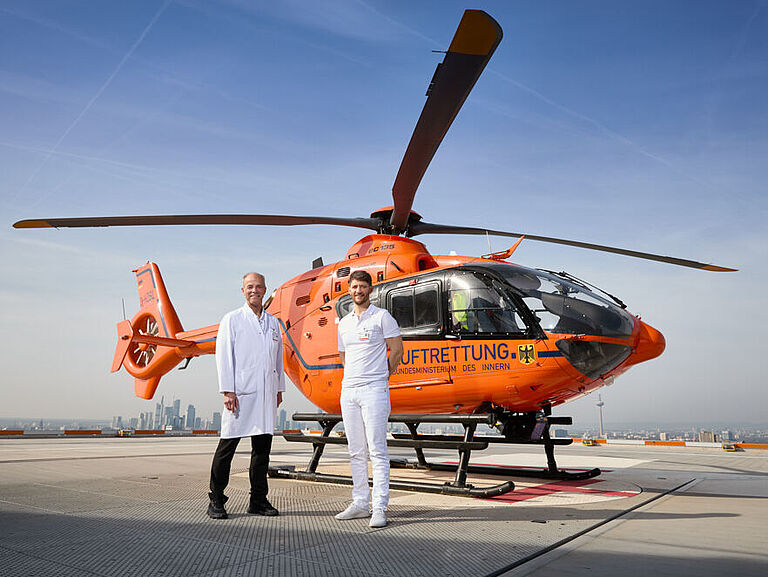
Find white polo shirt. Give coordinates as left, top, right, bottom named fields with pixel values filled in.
left=338, top=304, right=401, bottom=388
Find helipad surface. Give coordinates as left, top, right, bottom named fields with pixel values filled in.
left=1, top=437, right=766, bottom=576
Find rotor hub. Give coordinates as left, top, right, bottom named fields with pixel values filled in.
left=369, top=207, right=423, bottom=235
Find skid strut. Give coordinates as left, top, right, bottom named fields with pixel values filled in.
left=271, top=413, right=514, bottom=498
left=390, top=412, right=600, bottom=482
left=270, top=411, right=600, bottom=497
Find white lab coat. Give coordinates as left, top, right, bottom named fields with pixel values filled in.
left=216, top=304, right=285, bottom=439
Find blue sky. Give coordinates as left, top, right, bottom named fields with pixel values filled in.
left=1, top=1, right=766, bottom=428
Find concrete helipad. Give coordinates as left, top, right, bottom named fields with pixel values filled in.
left=1, top=436, right=766, bottom=576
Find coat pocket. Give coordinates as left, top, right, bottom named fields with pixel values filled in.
left=236, top=366, right=261, bottom=394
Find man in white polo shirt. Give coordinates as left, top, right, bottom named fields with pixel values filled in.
left=335, top=270, right=403, bottom=528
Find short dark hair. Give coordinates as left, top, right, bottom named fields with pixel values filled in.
left=349, top=270, right=372, bottom=286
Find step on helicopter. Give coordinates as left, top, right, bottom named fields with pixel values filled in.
left=14, top=10, right=735, bottom=497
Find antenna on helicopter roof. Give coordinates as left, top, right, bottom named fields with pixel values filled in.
left=485, top=230, right=492, bottom=253
left=121, top=298, right=126, bottom=320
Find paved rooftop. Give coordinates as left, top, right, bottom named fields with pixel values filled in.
left=1, top=436, right=766, bottom=576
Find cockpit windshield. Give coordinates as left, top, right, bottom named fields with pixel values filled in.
left=488, top=264, right=635, bottom=338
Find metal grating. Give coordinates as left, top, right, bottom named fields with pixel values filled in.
left=0, top=438, right=687, bottom=577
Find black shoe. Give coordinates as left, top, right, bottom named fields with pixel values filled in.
left=207, top=492, right=228, bottom=519
left=248, top=499, right=279, bottom=516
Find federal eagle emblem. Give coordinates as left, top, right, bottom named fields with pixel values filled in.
left=517, top=344, right=535, bottom=365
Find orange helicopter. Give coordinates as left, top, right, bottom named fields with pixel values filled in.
left=14, top=10, right=735, bottom=496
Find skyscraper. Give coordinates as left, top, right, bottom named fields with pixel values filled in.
left=154, top=397, right=164, bottom=430
left=186, top=405, right=196, bottom=430
left=163, top=406, right=173, bottom=429
left=212, top=412, right=222, bottom=431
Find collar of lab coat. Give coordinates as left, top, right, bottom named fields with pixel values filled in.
left=240, top=303, right=268, bottom=329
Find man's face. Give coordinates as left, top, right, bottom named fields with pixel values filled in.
left=242, top=274, right=266, bottom=308
left=348, top=278, right=372, bottom=306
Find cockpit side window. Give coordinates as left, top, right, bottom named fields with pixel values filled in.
left=447, top=271, right=528, bottom=336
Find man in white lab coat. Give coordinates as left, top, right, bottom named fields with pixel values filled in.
left=207, top=272, right=285, bottom=519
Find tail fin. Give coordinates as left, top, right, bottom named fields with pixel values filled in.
left=134, top=262, right=183, bottom=338
left=113, top=263, right=186, bottom=400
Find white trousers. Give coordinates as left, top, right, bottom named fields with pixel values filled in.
left=340, top=382, right=391, bottom=510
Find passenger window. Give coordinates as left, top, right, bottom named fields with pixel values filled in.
left=448, top=272, right=525, bottom=335
left=386, top=282, right=440, bottom=335
left=391, top=292, right=414, bottom=328
left=336, top=295, right=353, bottom=318
left=414, top=285, right=439, bottom=326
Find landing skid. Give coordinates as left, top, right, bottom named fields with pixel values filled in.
left=270, top=411, right=600, bottom=497
left=390, top=459, right=601, bottom=482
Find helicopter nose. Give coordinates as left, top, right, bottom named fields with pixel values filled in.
left=629, top=320, right=666, bottom=365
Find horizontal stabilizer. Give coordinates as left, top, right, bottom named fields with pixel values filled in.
left=111, top=320, right=134, bottom=373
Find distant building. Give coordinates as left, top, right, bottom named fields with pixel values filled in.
left=212, top=412, right=222, bottom=431
left=660, top=432, right=668, bottom=441
left=186, top=405, right=196, bottom=430
left=721, top=430, right=733, bottom=441
left=154, top=397, right=164, bottom=430
left=699, top=430, right=715, bottom=443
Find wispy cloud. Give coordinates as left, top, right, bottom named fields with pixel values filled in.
left=13, top=0, right=174, bottom=200
left=730, top=1, right=766, bottom=59
left=490, top=70, right=713, bottom=190
left=212, top=0, right=430, bottom=45
left=0, top=4, right=110, bottom=51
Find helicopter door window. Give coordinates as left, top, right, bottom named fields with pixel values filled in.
left=448, top=272, right=525, bottom=336
left=391, top=292, right=414, bottom=329
left=414, top=284, right=439, bottom=326
left=385, top=282, right=441, bottom=337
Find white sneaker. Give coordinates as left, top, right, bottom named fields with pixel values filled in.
left=335, top=503, right=370, bottom=520
left=369, top=508, right=386, bottom=528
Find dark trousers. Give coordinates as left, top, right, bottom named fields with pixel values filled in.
left=209, top=434, right=273, bottom=503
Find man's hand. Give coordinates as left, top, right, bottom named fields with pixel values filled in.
left=277, top=391, right=283, bottom=407
left=223, top=391, right=239, bottom=413
left=386, top=336, right=404, bottom=376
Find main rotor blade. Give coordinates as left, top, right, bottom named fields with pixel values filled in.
left=390, top=10, right=502, bottom=233
left=13, top=214, right=380, bottom=231
left=408, top=221, right=737, bottom=272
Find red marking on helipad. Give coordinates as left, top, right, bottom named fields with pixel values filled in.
left=485, top=479, right=637, bottom=504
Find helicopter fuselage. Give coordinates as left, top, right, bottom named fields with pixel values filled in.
left=268, top=234, right=665, bottom=414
